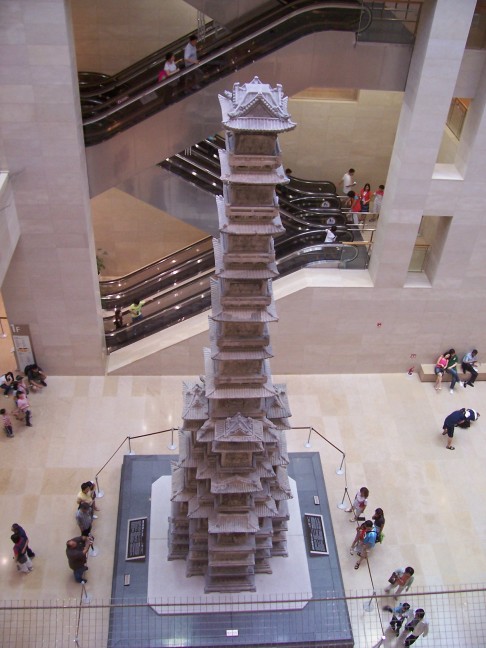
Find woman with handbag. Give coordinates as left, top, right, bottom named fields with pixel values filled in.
left=385, top=566, right=415, bottom=599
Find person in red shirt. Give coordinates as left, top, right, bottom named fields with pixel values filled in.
left=360, top=183, right=371, bottom=212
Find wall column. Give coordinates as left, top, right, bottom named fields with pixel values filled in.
left=369, top=0, right=476, bottom=288
left=0, top=0, right=105, bottom=374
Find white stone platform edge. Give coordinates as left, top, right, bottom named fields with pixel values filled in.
left=147, top=476, right=313, bottom=614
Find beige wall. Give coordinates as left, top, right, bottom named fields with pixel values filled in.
left=0, top=0, right=105, bottom=375
left=279, top=90, right=403, bottom=191
left=108, top=273, right=485, bottom=376
left=92, top=188, right=208, bottom=277
left=71, top=0, right=201, bottom=75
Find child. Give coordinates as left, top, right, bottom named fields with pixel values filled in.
left=346, top=486, right=369, bottom=522
left=1, top=408, right=14, bottom=437
left=373, top=184, right=385, bottom=214
left=16, top=391, right=32, bottom=427
left=383, top=602, right=412, bottom=637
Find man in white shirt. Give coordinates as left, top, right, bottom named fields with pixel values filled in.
left=183, top=35, right=201, bottom=90
left=340, top=168, right=356, bottom=195
left=184, top=35, right=198, bottom=67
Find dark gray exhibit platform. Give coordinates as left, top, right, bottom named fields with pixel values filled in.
left=109, top=453, right=353, bottom=648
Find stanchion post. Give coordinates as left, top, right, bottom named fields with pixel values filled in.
left=127, top=437, right=135, bottom=455
left=304, top=427, right=312, bottom=448
left=95, top=476, right=104, bottom=499
left=336, top=454, right=345, bottom=476
left=168, top=427, right=177, bottom=451
left=337, top=486, right=349, bottom=510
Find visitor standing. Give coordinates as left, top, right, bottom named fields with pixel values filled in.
left=345, top=486, right=369, bottom=522
left=354, top=520, right=377, bottom=569
left=128, top=299, right=145, bottom=323
left=373, top=184, right=385, bottom=214
left=360, top=183, right=371, bottom=212
left=340, top=168, right=357, bottom=195
left=66, top=536, right=92, bottom=584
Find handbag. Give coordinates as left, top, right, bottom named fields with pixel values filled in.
left=388, top=571, right=398, bottom=584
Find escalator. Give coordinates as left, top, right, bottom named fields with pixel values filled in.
left=83, top=0, right=416, bottom=198
left=101, top=154, right=358, bottom=352
left=81, top=1, right=372, bottom=147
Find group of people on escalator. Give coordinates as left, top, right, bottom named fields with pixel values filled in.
left=157, top=35, right=201, bottom=92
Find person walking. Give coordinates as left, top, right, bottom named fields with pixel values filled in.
left=346, top=486, right=369, bottom=522
left=16, top=391, right=32, bottom=426
left=12, top=533, right=33, bottom=573
left=11, top=523, right=35, bottom=558
left=400, top=608, right=429, bottom=646
left=441, top=408, right=480, bottom=449
left=462, top=349, right=479, bottom=388
left=66, top=535, right=92, bottom=584
left=444, top=348, right=461, bottom=393
left=384, top=566, right=415, bottom=598
left=1, top=408, right=14, bottom=437
left=354, top=520, right=377, bottom=569
left=383, top=602, right=412, bottom=637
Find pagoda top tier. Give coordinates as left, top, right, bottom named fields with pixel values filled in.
left=219, top=77, right=296, bottom=133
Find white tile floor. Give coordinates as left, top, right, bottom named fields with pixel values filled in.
left=0, top=372, right=485, bottom=646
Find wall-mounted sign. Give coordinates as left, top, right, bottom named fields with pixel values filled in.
left=10, top=324, right=35, bottom=371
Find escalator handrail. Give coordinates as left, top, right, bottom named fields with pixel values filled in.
left=99, top=235, right=213, bottom=290
left=83, top=2, right=372, bottom=127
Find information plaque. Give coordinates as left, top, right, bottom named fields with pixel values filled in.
left=304, top=513, right=328, bottom=555
left=126, top=517, right=148, bottom=561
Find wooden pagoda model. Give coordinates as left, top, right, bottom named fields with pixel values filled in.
left=168, top=78, right=297, bottom=593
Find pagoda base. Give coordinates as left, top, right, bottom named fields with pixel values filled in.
left=108, top=452, right=353, bottom=648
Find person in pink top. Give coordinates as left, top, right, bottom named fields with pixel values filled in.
left=16, top=391, right=32, bottom=427
left=434, top=352, right=450, bottom=391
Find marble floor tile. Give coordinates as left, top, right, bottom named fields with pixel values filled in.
left=0, top=373, right=484, bottom=646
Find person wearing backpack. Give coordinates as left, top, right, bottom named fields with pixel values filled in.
left=354, top=520, right=377, bottom=569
